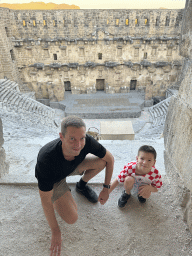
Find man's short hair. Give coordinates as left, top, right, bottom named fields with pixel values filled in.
left=138, top=145, right=157, bottom=160
left=61, top=116, right=86, bottom=136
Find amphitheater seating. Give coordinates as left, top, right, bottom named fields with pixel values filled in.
left=148, top=97, right=171, bottom=127
left=0, top=79, right=55, bottom=127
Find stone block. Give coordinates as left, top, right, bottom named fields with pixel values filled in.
left=0, top=148, right=9, bottom=178
left=86, top=87, right=96, bottom=94
left=72, top=88, right=81, bottom=94
left=105, top=86, right=115, bottom=94
left=144, top=99, right=153, bottom=107
left=120, top=87, right=128, bottom=93
left=50, top=102, right=66, bottom=111
left=37, top=98, right=50, bottom=106
left=100, top=121, right=135, bottom=140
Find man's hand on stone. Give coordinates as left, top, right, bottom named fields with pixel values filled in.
left=50, top=229, right=62, bottom=256
left=98, top=188, right=109, bottom=205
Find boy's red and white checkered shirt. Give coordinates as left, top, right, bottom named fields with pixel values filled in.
left=117, top=161, right=163, bottom=188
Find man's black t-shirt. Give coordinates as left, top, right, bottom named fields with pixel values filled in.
left=35, top=134, right=106, bottom=192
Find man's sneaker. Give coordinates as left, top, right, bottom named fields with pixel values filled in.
left=118, top=190, right=131, bottom=208
left=138, top=195, right=146, bottom=203
left=76, top=183, right=98, bottom=203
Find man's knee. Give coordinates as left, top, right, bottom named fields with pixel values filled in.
left=65, top=212, right=78, bottom=224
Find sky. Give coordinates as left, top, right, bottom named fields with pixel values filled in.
left=0, top=0, right=186, bottom=9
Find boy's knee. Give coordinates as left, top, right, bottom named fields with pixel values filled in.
left=124, top=176, right=135, bottom=185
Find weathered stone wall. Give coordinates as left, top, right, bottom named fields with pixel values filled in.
left=0, top=8, right=20, bottom=83
left=164, top=0, right=192, bottom=233
left=0, top=117, right=9, bottom=178
left=4, top=8, right=183, bottom=102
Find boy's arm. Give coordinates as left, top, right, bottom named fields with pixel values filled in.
left=109, top=177, right=119, bottom=194
left=39, top=189, right=62, bottom=255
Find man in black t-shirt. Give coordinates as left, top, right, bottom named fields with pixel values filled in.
left=35, top=116, right=114, bottom=256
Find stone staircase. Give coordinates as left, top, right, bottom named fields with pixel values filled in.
left=148, top=97, right=171, bottom=127
left=0, top=79, right=55, bottom=127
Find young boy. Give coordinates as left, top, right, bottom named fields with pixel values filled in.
left=109, top=145, right=162, bottom=207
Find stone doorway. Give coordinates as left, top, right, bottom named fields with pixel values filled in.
left=96, top=79, right=105, bottom=91
left=130, top=80, right=137, bottom=90
left=64, top=81, right=71, bottom=91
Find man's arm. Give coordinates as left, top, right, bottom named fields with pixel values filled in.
left=39, top=190, right=62, bottom=255
left=98, top=150, right=114, bottom=205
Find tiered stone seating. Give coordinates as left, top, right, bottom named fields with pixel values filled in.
left=0, top=79, right=55, bottom=127
left=148, top=97, right=171, bottom=127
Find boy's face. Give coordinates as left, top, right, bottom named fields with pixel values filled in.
left=136, top=151, right=156, bottom=175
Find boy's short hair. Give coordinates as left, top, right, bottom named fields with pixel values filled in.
left=138, top=145, right=157, bottom=160
left=61, top=116, right=86, bottom=136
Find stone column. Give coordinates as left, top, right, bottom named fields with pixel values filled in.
left=0, top=118, right=9, bottom=178
left=164, top=0, right=192, bottom=233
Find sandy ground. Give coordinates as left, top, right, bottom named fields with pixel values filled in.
left=1, top=179, right=192, bottom=256
left=1, top=108, right=192, bottom=255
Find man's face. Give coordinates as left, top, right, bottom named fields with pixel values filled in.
left=59, top=126, right=86, bottom=159
left=136, top=151, right=156, bottom=175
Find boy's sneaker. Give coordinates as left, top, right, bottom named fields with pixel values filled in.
left=76, top=183, right=98, bottom=203
left=138, top=195, right=146, bottom=203
left=118, top=190, right=131, bottom=208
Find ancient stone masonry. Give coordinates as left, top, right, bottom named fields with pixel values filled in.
left=164, top=0, right=192, bottom=233
left=0, top=117, right=9, bottom=178
left=0, top=8, right=184, bottom=104
left=0, top=8, right=20, bottom=83
left=0, top=79, right=55, bottom=127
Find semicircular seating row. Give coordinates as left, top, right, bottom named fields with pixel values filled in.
left=148, top=97, right=171, bottom=128
left=0, top=79, right=55, bottom=127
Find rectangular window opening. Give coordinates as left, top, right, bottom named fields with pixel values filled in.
left=98, top=53, right=102, bottom=60
left=165, top=17, right=170, bottom=26
left=125, top=19, right=129, bottom=26
left=10, top=50, right=15, bottom=61
left=117, top=48, right=122, bottom=57
left=167, top=48, right=172, bottom=56
left=116, top=19, right=119, bottom=26
left=152, top=47, right=157, bottom=56
left=23, top=20, right=26, bottom=27
left=79, top=48, right=84, bottom=57
left=156, top=18, right=159, bottom=26
left=135, top=19, right=138, bottom=25
left=33, top=20, right=36, bottom=27
left=145, top=19, right=148, bottom=25
left=107, top=19, right=109, bottom=25
left=44, top=49, right=49, bottom=57
left=53, top=53, right=57, bottom=60
left=134, top=48, right=139, bottom=57
left=43, top=20, right=46, bottom=26
left=144, top=52, right=147, bottom=59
